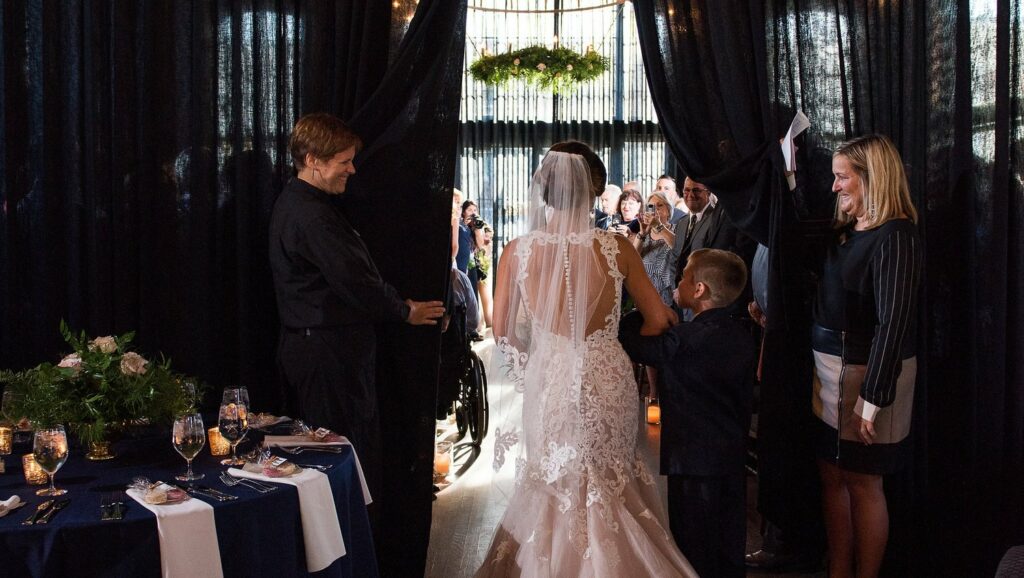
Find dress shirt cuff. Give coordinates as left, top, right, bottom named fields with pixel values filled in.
left=400, top=301, right=412, bottom=323
left=855, top=397, right=881, bottom=422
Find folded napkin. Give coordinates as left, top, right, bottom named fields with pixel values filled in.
left=126, top=487, right=223, bottom=578
left=228, top=467, right=344, bottom=572
left=0, top=495, right=22, bottom=518
left=262, top=435, right=372, bottom=504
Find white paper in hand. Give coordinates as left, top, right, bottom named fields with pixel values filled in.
left=781, top=111, right=810, bottom=172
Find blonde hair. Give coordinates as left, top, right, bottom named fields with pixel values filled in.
left=686, top=249, right=748, bottom=307
left=833, top=134, right=917, bottom=229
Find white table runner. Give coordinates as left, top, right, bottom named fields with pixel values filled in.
left=228, top=467, right=345, bottom=572
left=125, top=487, right=223, bottom=578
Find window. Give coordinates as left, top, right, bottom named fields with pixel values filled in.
left=459, top=0, right=670, bottom=251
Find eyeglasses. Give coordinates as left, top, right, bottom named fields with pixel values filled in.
left=682, top=187, right=709, bottom=195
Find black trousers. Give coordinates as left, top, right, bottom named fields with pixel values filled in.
left=277, top=327, right=382, bottom=497
left=667, top=473, right=746, bottom=578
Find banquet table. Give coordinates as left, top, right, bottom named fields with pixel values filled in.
left=0, top=430, right=378, bottom=578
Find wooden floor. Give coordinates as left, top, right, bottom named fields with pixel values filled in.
left=425, top=337, right=825, bottom=578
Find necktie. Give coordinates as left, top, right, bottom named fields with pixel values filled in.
left=685, top=215, right=697, bottom=240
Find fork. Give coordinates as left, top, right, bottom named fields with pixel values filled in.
left=278, top=446, right=343, bottom=455
left=219, top=471, right=276, bottom=493
left=294, top=463, right=334, bottom=472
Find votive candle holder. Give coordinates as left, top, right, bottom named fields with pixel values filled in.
left=22, top=454, right=47, bottom=485
left=208, top=427, right=231, bottom=456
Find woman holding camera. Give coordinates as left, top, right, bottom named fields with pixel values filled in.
left=631, top=191, right=677, bottom=400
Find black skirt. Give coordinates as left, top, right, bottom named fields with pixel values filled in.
left=814, top=419, right=908, bottom=475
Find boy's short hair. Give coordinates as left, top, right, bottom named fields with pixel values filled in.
left=686, top=249, right=748, bottom=307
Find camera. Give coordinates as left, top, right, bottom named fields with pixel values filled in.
left=469, top=216, right=487, bottom=230
left=645, top=203, right=656, bottom=215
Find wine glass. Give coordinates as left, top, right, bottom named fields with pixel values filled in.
left=172, top=413, right=206, bottom=481
left=33, top=426, right=69, bottom=496
left=218, top=388, right=250, bottom=466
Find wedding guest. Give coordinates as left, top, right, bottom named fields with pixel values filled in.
left=610, top=187, right=643, bottom=238
left=268, top=112, right=445, bottom=496
left=812, top=134, right=921, bottom=578
left=654, top=174, right=687, bottom=224
left=620, top=248, right=757, bottom=578
left=596, top=184, right=622, bottom=229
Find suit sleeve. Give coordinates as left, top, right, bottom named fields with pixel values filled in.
left=304, top=214, right=411, bottom=323
left=859, top=228, right=920, bottom=412
left=618, top=310, right=681, bottom=367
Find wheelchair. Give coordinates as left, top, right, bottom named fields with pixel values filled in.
left=437, top=304, right=489, bottom=447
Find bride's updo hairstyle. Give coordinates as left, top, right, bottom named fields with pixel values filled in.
left=549, top=140, right=607, bottom=197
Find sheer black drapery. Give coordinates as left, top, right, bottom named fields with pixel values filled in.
left=634, top=0, right=1024, bottom=575
left=1, top=1, right=465, bottom=573
left=345, top=0, right=468, bottom=574
left=0, top=1, right=395, bottom=410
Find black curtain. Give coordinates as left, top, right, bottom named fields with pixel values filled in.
left=1, top=1, right=465, bottom=574
left=0, top=1, right=393, bottom=411
left=345, top=0, right=468, bottom=575
left=635, top=0, right=1024, bottom=575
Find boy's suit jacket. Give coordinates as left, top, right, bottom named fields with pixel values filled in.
left=619, top=308, right=756, bottom=476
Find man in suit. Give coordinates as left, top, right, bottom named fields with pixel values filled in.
left=654, top=174, right=687, bottom=225
left=668, top=177, right=753, bottom=287
left=619, top=249, right=757, bottom=578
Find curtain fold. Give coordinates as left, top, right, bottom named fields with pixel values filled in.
left=345, top=1, right=468, bottom=575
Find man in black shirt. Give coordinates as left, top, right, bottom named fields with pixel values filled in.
left=269, top=113, right=444, bottom=497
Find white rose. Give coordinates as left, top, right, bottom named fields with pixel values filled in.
left=566, top=64, right=573, bottom=71
left=120, top=352, right=148, bottom=376
left=513, top=58, right=521, bottom=66
left=536, top=62, right=547, bottom=71
left=57, top=353, right=83, bottom=375
left=89, top=336, right=118, bottom=353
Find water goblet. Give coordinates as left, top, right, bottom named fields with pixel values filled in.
left=172, top=413, right=206, bottom=481
left=33, top=426, right=69, bottom=496
left=218, top=388, right=250, bottom=466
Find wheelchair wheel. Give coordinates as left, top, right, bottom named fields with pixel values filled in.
left=465, top=351, right=488, bottom=445
left=454, top=350, right=489, bottom=447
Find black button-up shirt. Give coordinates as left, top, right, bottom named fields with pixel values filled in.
left=269, top=177, right=410, bottom=329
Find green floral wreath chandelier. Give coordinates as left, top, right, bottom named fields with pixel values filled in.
left=467, top=0, right=622, bottom=93
left=470, top=45, right=609, bottom=93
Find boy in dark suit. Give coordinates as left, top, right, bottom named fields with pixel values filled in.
left=619, top=248, right=757, bottom=578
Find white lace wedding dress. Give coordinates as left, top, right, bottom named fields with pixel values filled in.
left=476, top=224, right=697, bottom=577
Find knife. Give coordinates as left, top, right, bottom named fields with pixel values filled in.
left=197, top=485, right=238, bottom=501
left=35, top=499, right=70, bottom=524
left=176, top=484, right=233, bottom=502
left=22, top=499, right=54, bottom=525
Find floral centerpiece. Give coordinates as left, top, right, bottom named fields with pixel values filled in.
left=0, top=322, right=200, bottom=459
left=469, top=45, right=609, bottom=93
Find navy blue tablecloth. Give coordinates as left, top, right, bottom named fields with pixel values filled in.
left=0, top=431, right=377, bottom=578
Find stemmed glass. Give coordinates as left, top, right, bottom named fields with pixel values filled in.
left=33, top=426, right=69, bottom=496
left=218, top=388, right=250, bottom=466
left=172, top=413, right=206, bottom=481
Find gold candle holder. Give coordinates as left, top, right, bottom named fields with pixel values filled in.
left=22, top=454, right=48, bottom=485
left=208, top=427, right=230, bottom=456
left=0, top=426, right=12, bottom=455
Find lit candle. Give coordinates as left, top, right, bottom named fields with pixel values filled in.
left=646, top=401, right=661, bottom=425
left=208, top=427, right=231, bottom=456
left=434, top=451, right=451, bottom=476
left=434, top=441, right=453, bottom=477
left=22, top=454, right=47, bottom=485
left=0, top=426, right=12, bottom=455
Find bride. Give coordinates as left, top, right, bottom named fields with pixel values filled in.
left=476, top=143, right=698, bottom=577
